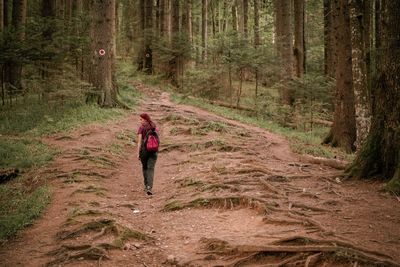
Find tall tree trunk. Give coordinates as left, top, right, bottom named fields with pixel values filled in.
left=347, top=1, right=400, bottom=193
left=187, top=0, right=192, bottom=43
left=323, top=0, right=356, bottom=153
left=243, top=0, right=248, bottom=38
left=363, top=0, right=371, bottom=91
left=0, top=0, right=3, bottom=31
left=254, top=0, right=260, bottom=46
left=201, top=0, right=208, bottom=61
left=324, top=0, right=336, bottom=77
left=231, top=1, right=238, bottom=32
left=136, top=0, right=145, bottom=70
left=3, top=0, right=8, bottom=27
left=274, top=0, right=294, bottom=105
left=210, top=0, right=216, bottom=37
left=294, top=0, right=305, bottom=77
left=0, top=0, right=3, bottom=105
left=169, top=0, right=179, bottom=86
left=7, top=0, right=27, bottom=94
left=144, top=0, right=153, bottom=74
left=350, top=0, right=371, bottom=149
left=159, top=0, right=165, bottom=36
left=222, top=0, right=227, bottom=32
left=90, top=0, right=117, bottom=107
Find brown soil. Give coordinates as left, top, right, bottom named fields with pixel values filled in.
left=1, top=83, right=399, bottom=267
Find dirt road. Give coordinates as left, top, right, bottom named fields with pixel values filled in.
left=1, top=84, right=399, bottom=267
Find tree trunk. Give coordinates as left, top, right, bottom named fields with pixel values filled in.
left=90, top=0, right=117, bottom=107
left=169, top=0, right=179, bottom=86
left=0, top=0, right=3, bottom=31
left=8, top=0, right=27, bottom=94
left=159, top=0, right=165, bottom=36
left=144, top=0, right=153, bottom=74
left=231, top=1, right=238, bottom=32
left=210, top=0, right=215, bottom=37
left=201, top=0, right=208, bottom=61
left=349, top=0, right=371, bottom=149
left=254, top=0, right=260, bottom=46
left=274, top=0, right=294, bottom=105
left=324, top=0, right=336, bottom=77
left=136, top=0, right=145, bottom=70
left=347, top=1, right=400, bottom=193
left=3, top=0, right=8, bottom=28
left=363, top=0, right=371, bottom=91
left=294, top=0, right=305, bottom=77
left=243, top=0, right=248, bottom=38
left=222, top=0, right=227, bottom=32
left=323, top=0, right=356, bottom=153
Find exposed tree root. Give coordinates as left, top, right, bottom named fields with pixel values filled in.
left=259, top=177, right=285, bottom=195
left=46, top=244, right=111, bottom=267
left=199, top=237, right=399, bottom=267
left=299, top=154, right=348, bottom=170
left=57, top=219, right=116, bottom=240
left=163, top=195, right=280, bottom=214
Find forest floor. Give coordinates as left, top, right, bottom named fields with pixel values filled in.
left=1, top=83, right=400, bottom=267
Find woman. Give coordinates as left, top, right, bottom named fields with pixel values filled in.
left=137, top=113, right=158, bottom=195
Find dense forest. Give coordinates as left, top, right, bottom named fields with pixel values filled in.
left=1, top=1, right=400, bottom=266
left=1, top=0, right=398, bottom=189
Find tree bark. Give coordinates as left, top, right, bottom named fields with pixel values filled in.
left=222, top=0, right=227, bottom=32
left=254, top=0, right=260, bottom=46
left=231, top=1, right=238, bottom=32
left=274, top=0, right=294, bottom=105
left=201, top=0, right=208, bottom=61
left=324, top=0, right=336, bottom=77
left=347, top=1, right=400, bottom=193
left=144, top=0, right=153, bottom=74
left=7, top=0, right=27, bottom=93
left=349, top=0, right=371, bottom=149
left=0, top=0, right=3, bottom=31
left=323, top=0, right=356, bottom=153
left=294, top=0, right=305, bottom=77
left=136, top=0, right=145, bottom=70
left=159, top=0, right=165, bottom=36
left=169, top=0, right=180, bottom=86
left=243, top=0, right=248, bottom=38
left=90, top=0, right=117, bottom=107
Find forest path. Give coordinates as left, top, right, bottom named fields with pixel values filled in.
left=0, top=83, right=399, bottom=267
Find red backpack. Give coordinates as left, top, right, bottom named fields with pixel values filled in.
left=145, top=129, right=159, bottom=153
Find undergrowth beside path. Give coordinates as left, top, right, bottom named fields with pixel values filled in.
left=0, top=63, right=141, bottom=244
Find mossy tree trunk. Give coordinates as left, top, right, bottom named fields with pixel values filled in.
left=347, top=1, right=400, bottom=193
left=349, top=0, right=371, bottom=149
left=323, top=0, right=356, bottom=153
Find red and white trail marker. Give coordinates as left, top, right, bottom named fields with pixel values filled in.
left=99, top=49, right=106, bottom=56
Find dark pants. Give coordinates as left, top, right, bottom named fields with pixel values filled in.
left=140, top=152, right=157, bottom=190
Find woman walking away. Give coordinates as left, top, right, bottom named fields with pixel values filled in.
left=137, top=113, right=159, bottom=195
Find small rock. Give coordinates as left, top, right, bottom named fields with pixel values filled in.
left=184, top=240, right=190, bottom=245
left=123, top=244, right=131, bottom=250
left=167, top=255, right=176, bottom=264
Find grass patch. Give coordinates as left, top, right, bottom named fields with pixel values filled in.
left=0, top=138, right=57, bottom=169
left=0, top=185, right=51, bottom=243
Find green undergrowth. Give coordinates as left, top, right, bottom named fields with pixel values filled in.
left=0, top=60, right=141, bottom=243
left=171, top=93, right=354, bottom=162
left=0, top=185, right=51, bottom=244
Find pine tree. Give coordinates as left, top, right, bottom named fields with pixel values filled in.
left=348, top=1, right=400, bottom=193
left=323, top=0, right=356, bottom=153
